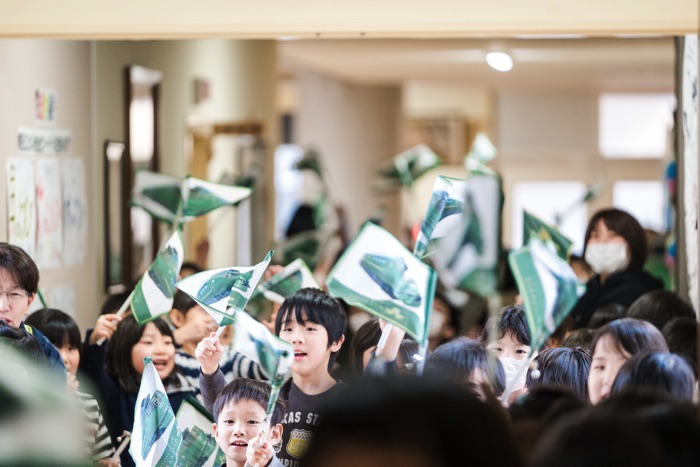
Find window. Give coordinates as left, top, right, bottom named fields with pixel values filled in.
left=612, top=180, right=665, bottom=232
left=599, top=93, right=675, bottom=159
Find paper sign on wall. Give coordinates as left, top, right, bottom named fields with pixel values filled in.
left=35, top=158, right=63, bottom=269
left=62, top=158, right=88, bottom=266
left=6, top=158, right=37, bottom=258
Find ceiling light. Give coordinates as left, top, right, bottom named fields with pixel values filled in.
left=486, top=52, right=513, bottom=72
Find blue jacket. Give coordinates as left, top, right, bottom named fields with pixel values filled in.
left=22, top=321, right=66, bottom=382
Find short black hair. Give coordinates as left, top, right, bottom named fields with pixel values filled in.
left=213, top=378, right=286, bottom=426
left=275, top=288, right=347, bottom=367
left=588, top=302, right=627, bottom=329
left=482, top=305, right=531, bottom=347
left=180, top=261, right=203, bottom=275
left=425, top=337, right=505, bottom=396
left=25, top=308, right=82, bottom=360
left=107, top=315, right=178, bottom=393
left=560, top=328, right=596, bottom=350
left=526, top=347, right=591, bottom=400
left=172, top=289, right=198, bottom=315
left=661, top=317, right=698, bottom=376
left=583, top=208, right=647, bottom=271
left=100, top=288, right=134, bottom=315
left=590, top=318, right=668, bottom=358
left=611, top=352, right=695, bottom=402
left=0, top=242, right=39, bottom=295
left=349, top=318, right=381, bottom=375
left=0, top=320, right=47, bottom=367
left=626, top=290, right=695, bottom=331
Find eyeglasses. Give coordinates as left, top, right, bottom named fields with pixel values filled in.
left=0, top=290, right=28, bottom=305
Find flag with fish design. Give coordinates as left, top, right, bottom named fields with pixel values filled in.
left=130, top=357, right=182, bottom=467
left=131, top=231, right=185, bottom=324
left=256, top=258, right=321, bottom=304
left=413, top=175, right=467, bottom=258
left=430, top=173, right=502, bottom=297
left=176, top=252, right=273, bottom=326
left=175, top=396, right=226, bottom=467
left=508, top=238, right=583, bottom=352
left=132, top=170, right=252, bottom=225
left=326, top=222, right=438, bottom=345
left=523, top=210, right=573, bottom=261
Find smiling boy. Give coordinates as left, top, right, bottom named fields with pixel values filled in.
left=213, top=378, right=285, bottom=467
left=198, top=288, right=347, bottom=467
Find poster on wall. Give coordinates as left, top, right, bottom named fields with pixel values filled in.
left=48, top=284, right=77, bottom=317
left=35, top=158, right=63, bottom=269
left=6, top=158, right=37, bottom=257
left=682, top=35, right=699, bottom=311
left=17, top=126, right=71, bottom=156
left=62, top=158, right=88, bottom=266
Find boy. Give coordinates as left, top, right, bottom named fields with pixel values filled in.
left=213, top=378, right=285, bottom=467
left=0, top=242, right=65, bottom=379
left=198, top=288, right=347, bottom=467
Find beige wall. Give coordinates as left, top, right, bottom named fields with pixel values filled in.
left=0, top=40, right=98, bottom=331
left=295, top=69, right=403, bottom=236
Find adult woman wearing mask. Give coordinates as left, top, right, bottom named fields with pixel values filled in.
left=570, top=208, right=663, bottom=329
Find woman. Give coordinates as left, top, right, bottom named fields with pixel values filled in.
left=570, top=208, right=663, bottom=329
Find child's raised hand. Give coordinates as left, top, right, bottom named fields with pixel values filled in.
left=195, top=332, right=225, bottom=375
left=173, top=312, right=218, bottom=346
left=66, top=372, right=80, bottom=394
left=89, top=313, right=122, bottom=345
left=246, top=430, right=274, bottom=467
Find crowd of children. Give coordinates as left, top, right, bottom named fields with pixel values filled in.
left=1, top=204, right=700, bottom=467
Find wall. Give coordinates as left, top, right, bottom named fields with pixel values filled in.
left=295, top=69, right=403, bottom=236
left=0, top=40, right=97, bottom=331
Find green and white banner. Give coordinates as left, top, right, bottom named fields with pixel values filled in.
left=131, top=231, right=185, bottom=324
left=509, top=238, right=583, bottom=352
left=326, top=222, right=437, bottom=344
left=413, top=175, right=467, bottom=258
left=430, top=173, right=502, bottom=297
left=176, top=252, right=273, bottom=327
left=376, top=144, right=440, bottom=190
left=130, top=357, right=182, bottom=467
left=256, top=258, right=321, bottom=304
left=175, top=396, right=226, bottom=467
left=132, top=170, right=252, bottom=225
left=232, top=311, right=294, bottom=389
left=523, top=210, right=573, bottom=261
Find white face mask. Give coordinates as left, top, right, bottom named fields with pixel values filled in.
left=584, top=242, right=629, bottom=275
left=499, top=357, right=528, bottom=391
left=348, top=312, right=372, bottom=333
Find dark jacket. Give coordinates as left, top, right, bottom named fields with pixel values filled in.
left=570, top=269, right=664, bottom=329
left=22, top=322, right=66, bottom=382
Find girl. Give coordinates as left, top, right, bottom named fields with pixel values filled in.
left=25, top=308, right=117, bottom=466
left=81, top=314, right=197, bottom=467
left=587, top=318, right=668, bottom=404
left=525, top=347, right=591, bottom=400
left=611, top=351, right=695, bottom=402
left=570, top=208, right=663, bottom=329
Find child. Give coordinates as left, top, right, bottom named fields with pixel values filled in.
left=587, top=317, right=668, bottom=404
left=81, top=314, right=197, bottom=467
left=25, top=308, right=116, bottom=465
left=610, top=351, right=695, bottom=402
left=213, top=378, right=286, bottom=467
left=424, top=337, right=505, bottom=399
left=482, top=305, right=536, bottom=399
left=525, top=347, right=591, bottom=400
left=198, top=288, right=347, bottom=466
left=170, top=290, right=263, bottom=389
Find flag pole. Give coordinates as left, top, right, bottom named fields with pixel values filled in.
left=110, top=430, right=131, bottom=464
left=96, top=290, right=134, bottom=346
left=209, top=325, right=226, bottom=344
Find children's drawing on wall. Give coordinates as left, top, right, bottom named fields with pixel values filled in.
left=6, top=158, right=37, bottom=258
left=62, top=158, right=88, bottom=266
left=35, top=158, right=63, bottom=269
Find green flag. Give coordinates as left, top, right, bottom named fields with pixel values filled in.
left=508, top=238, right=584, bottom=352
left=131, top=231, right=185, bottom=324
left=326, top=222, right=438, bottom=344
left=176, top=252, right=273, bottom=327
left=274, top=229, right=330, bottom=271
left=431, top=173, right=502, bottom=297
left=256, top=258, right=321, bottom=304
left=132, top=170, right=252, bottom=225
left=130, top=357, right=182, bottom=467
left=376, top=144, right=440, bottom=190
left=413, top=175, right=467, bottom=258
left=523, top=210, right=573, bottom=261
left=175, top=396, right=226, bottom=467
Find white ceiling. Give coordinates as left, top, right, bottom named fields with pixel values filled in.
left=279, top=37, right=676, bottom=91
